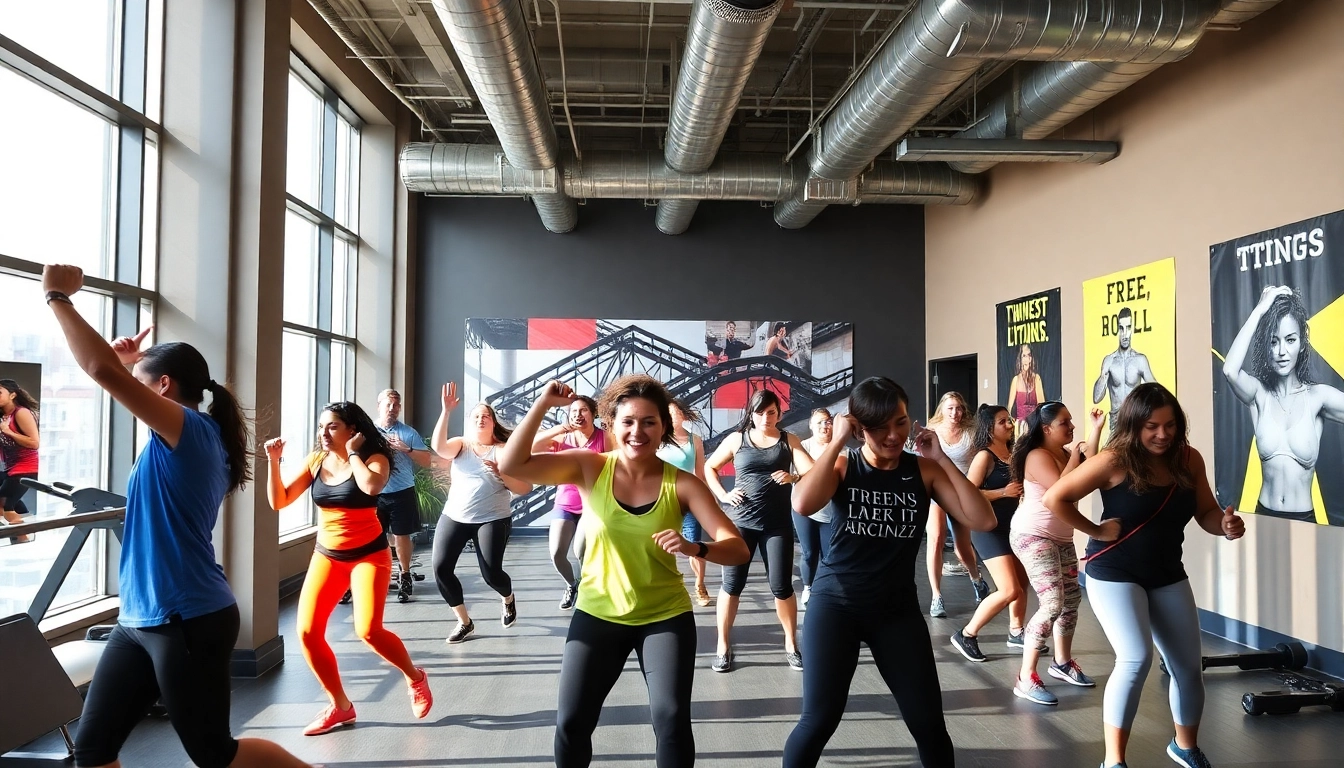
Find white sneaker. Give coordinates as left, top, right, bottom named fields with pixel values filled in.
left=801, top=586, right=811, bottom=608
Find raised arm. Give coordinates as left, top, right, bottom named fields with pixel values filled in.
left=44, top=266, right=187, bottom=447
left=1042, top=451, right=1121, bottom=540
left=792, top=415, right=850, bottom=515
left=1188, top=448, right=1245, bottom=539
left=1318, top=384, right=1344, bottom=425
left=703, top=432, right=743, bottom=506
left=1079, top=408, right=1106, bottom=465
left=497, top=381, right=598, bottom=487
left=430, top=382, right=466, bottom=460
left=914, top=425, right=995, bottom=532
left=654, top=473, right=750, bottom=565
left=1223, top=286, right=1291, bottom=405
left=264, top=439, right=316, bottom=510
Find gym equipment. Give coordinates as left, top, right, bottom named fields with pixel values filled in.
left=1158, top=641, right=1309, bottom=675
left=1242, top=671, right=1344, bottom=716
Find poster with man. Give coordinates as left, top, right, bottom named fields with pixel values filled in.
left=1082, top=258, right=1177, bottom=444
left=1210, top=210, right=1344, bottom=527
left=996, top=288, right=1062, bottom=435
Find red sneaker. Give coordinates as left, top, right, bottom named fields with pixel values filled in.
left=303, top=703, right=356, bottom=736
left=408, top=667, right=433, bottom=719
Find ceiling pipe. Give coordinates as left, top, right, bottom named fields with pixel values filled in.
left=773, top=0, right=1221, bottom=229
left=431, top=0, right=578, bottom=232
left=655, top=0, right=783, bottom=235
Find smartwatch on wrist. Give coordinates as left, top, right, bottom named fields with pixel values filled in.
left=695, top=541, right=709, bottom=559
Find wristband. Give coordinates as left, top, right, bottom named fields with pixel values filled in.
left=46, top=290, right=74, bottom=306
left=695, top=541, right=709, bottom=559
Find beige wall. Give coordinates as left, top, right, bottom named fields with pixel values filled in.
left=925, top=0, right=1344, bottom=653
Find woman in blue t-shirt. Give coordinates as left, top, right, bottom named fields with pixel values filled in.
left=1045, top=383, right=1245, bottom=768
left=43, top=265, right=309, bottom=768
left=783, top=377, right=996, bottom=768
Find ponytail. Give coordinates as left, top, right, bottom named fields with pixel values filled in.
left=206, top=381, right=253, bottom=493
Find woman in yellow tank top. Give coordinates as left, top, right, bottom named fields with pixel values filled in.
left=499, top=375, right=749, bottom=768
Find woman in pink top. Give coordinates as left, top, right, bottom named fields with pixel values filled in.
left=1007, top=401, right=1105, bottom=706
left=532, top=394, right=608, bottom=610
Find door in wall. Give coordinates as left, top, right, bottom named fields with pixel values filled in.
left=928, top=354, right=977, bottom=420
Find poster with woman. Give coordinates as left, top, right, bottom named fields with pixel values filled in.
left=1210, top=210, right=1344, bottom=526
left=996, top=288, right=1061, bottom=435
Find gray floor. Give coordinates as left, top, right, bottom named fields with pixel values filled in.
left=15, top=537, right=1342, bottom=767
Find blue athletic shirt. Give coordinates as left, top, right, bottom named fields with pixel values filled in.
left=118, top=406, right=237, bottom=628
left=380, top=420, right=427, bottom=494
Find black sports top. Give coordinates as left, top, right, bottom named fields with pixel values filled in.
left=311, top=467, right=387, bottom=562
left=728, top=430, right=793, bottom=531
left=977, top=449, right=1018, bottom=534
left=811, top=448, right=928, bottom=609
left=1085, top=477, right=1197, bottom=590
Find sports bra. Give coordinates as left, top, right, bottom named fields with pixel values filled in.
left=1254, top=388, right=1319, bottom=471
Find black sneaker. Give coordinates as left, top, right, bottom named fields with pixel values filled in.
left=711, top=651, right=733, bottom=673
left=785, top=649, right=803, bottom=671
left=411, top=571, right=425, bottom=582
left=1006, top=629, right=1048, bottom=654
left=951, top=629, right=987, bottom=662
left=339, top=589, right=353, bottom=605
left=397, top=572, right=413, bottom=603
left=446, top=620, right=475, bottom=644
left=502, top=597, right=517, bottom=629
left=559, top=582, right=579, bottom=611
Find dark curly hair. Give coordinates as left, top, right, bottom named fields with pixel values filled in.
left=596, top=375, right=676, bottom=447
left=320, top=402, right=394, bottom=462
left=971, top=403, right=1008, bottom=454
left=1249, top=290, right=1314, bottom=390
left=0, top=379, right=40, bottom=416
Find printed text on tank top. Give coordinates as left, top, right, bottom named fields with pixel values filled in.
left=1254, top=387, right=1319, bottom=470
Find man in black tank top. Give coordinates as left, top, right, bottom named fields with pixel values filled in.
left=783, top=377, right=997, bottom=768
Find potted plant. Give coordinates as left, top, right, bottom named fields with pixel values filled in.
left=414, top=439, right=450, bottom=532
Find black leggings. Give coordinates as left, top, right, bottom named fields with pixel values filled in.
left=783, top=595, right=954, bottom=768
left=792, top=513, right=832, bottom=588
left=720, top=525, right=795, bottom=599
left=0, top=471, right=37, bottom=515
left=555, top=610, right=696, bottom=768
left=75, top=604, right=241, bottom=768
left=432, top=516, right=513, bottom=607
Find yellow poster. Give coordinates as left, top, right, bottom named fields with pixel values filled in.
left=1082, top=257, right=1177, bottom=444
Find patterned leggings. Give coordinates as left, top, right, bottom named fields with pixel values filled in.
left=1009, top=531, right=1081, bottom=645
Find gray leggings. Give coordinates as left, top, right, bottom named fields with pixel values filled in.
left=1086, top=577, right=1205, bottom=731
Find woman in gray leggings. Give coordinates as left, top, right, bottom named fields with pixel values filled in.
left=1044, top=384, right=1245, bottom=768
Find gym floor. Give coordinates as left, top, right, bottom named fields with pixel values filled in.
left=13, top=536, right=1342, bottom=767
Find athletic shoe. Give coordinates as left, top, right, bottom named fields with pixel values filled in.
left=943, top=562, right=970, bottom=576
left=338, top=589, right=353, bottom=605
left=1049, top=659, right=1096, bottom=687
left=407, top=667, right=433, bottom=719
left=950, top=629, right=986, bottom=662
left=559, top=582, right=579, bottom=611
left=1006, top=630, right=1048, bottom=653
left=972, top=578, right=992, bottom=603
left=502, top=597, right=517, bottom=629
left=411, top=570, right=425, bottom=581
left=397, top=572, right=413, bottom=604
left=800, top=586, right=811, bottom=608
left=929, top=597, right=947, bottom=618
left=1166, top=739, right=1212, bottom=768
left=1102, top=763, right=1128, bottom=768
left=785, top=649, right=803, bottom=671
left=1013, top=672, right=1058, bottom=706
left=711, top=651, right=733, bottom=673
left=446, top=620, right=475, bottom=644
left=694, top=585, right=712, bottom=607
left=303, top=703, right=356, bottom=736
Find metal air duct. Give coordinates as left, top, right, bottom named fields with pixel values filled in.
left=431, top=0, right=577, bottom=232
left=774, top=0, right=1221, bottom=229
left=655, top=0, right=782, bottom=235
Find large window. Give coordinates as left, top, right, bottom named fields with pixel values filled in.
left=0, top=0, right=163, bottom=618
left=278, top=56, right=361, bottom=534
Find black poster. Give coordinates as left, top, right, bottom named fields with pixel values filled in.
left=996, top=288, right=1062, bottom=432
left=1210, top=210, right=1344, bottom=526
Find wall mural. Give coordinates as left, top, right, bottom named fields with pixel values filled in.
left=1081, top=257, right=1177, bottom=445
left=996, top=288, right=1061, bottom=436
left=464, top=318, right=855, bottom=526
left=1210, top=210, right=1344, bottom=526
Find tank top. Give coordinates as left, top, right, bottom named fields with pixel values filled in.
left=812, top=448, right=928, bottom=609
left=1008, top=452, right=1074, bottom=543
left=553, top=429, right=606, bottom=513
left=977, top=449, right=1018, bottom=533
left=937, top=428, right=974, bottom=474
left=799, top=436, right=835, bottom=524
left=576, top=455, right=692, bottom=625
left=0, top=407, right=39, bottom=474
left=444, top=443, right=512, bottom=524
left=1013, top=381, right=1038, bottom=422
left=307, top=452, right=387, bottom=558
left=729, top=429, right=793, bottom=531
left=1085, top=478, right=1197, bottom=589
left=656, top=435, right=696, bottom=474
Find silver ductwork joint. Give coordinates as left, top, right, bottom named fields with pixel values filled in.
left=432, top=0, right=577, bottom=233
left=776, top=0, right=1221, bottom=229
left=656, top=0, right=782, bottom=235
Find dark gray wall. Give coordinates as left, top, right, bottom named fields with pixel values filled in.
left=413, top=197, right=925, bottom=434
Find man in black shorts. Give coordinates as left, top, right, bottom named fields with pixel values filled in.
left=376, top=389, right=432, bottom=603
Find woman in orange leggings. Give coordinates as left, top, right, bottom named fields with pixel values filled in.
left=265, top=402, right=432, bottom=736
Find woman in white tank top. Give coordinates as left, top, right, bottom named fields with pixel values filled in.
left=925, top=392, right=988, bottom=618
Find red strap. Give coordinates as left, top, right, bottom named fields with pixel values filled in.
left=1080, top=484, right=1177, bottom=563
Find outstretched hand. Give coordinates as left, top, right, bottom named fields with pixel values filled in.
left=442, top=382, right=460, bottom=412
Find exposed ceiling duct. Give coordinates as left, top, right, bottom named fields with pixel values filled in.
left=656, top=0, right=783, bottom=235
left=400, top=143, right=979, bottom=206
left=430, top=0, right=577, bottom=233
left=773, top=0, right=1221, bottom=229
left=943, top=1, right=1286, bottom=174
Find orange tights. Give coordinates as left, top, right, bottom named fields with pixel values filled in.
left=297, top=549, right=417, bottom=706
